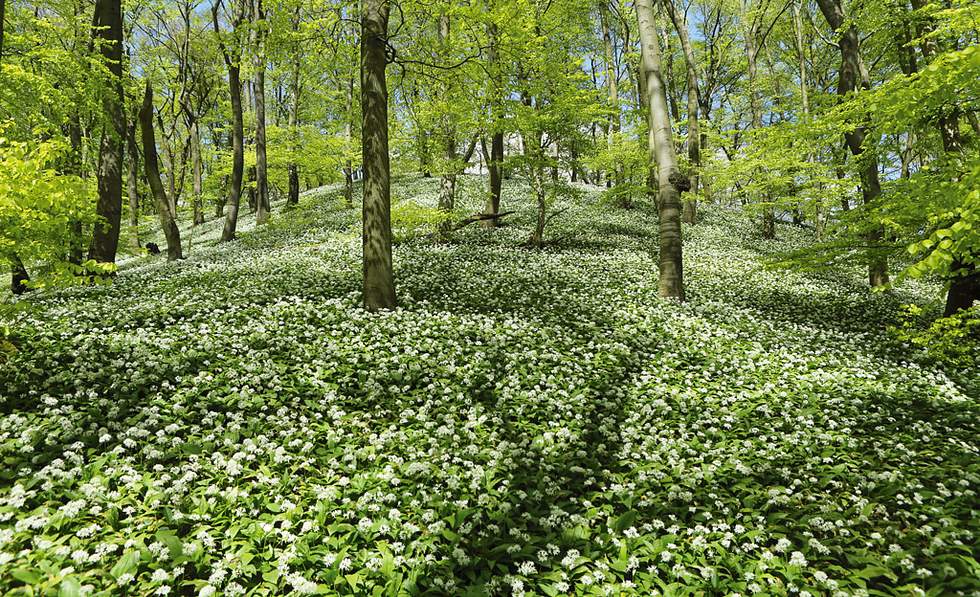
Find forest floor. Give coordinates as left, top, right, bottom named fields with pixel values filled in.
left=1, top=175, right=977, bottom=596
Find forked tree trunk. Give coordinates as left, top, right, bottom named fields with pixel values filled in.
left=637, top=0, right=684, bottom=300
left=361, top=0, right=396, bottom=310
left=138, top=82, right=182, bottom=261
left=88, top=0, right=125, bottom=265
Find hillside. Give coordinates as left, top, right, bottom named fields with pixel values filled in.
left=1, top=177, right=977, bottom=596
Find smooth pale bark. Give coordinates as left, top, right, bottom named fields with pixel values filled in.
left=88, top=0, right=126, bottom=265
left=126, top=117, right=141, bottom=246
left=138, top=82, right=182, bottom=261
left=253, top=0, right=270, bottom=224
left=792, top=0, right=811, bottom=232
left=636, top=0, right=684, bottom=300
left=361, top=0, right=396, bottom=310
left=815, top=0, right=888, bottom=287
left=664, top=0, right=700, bottom=224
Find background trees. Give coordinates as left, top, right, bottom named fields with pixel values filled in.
left=0, top=0, right=976, bottom=316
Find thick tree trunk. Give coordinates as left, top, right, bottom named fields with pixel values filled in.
left=665, top=0, right=700, bottom=224
left=127, top=116, right=141, bottom=246
left=944, top=262, right=979, bottom=317
left=253, top=0, right=270, bottom=224
left=88, top=0, right=125, bottom=265
left=816, top=0, right=888, bottom=287
left=138, top=82, right=182, bottom=261
left=637, top=0, right=684, bottom=300
left=361, top=0, right=396, bottom=310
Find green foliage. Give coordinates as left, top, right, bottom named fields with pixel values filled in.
left=0, top=135, right=104, bottom=287
left=891, top=304, right=980, bottom=371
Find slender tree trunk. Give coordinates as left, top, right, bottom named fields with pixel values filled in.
left=361, top=0, right=396, bottom=310
left=0, top=0, right=6, bottom=61
left=253, top=0, right=270, bottom=224
left=637, top=0, right=684, bottom=300
left=792, top=0, right=809, bottom=229
left=436, top=13, right=457, bottom=217
left=816, top=0, right=888, bottom=287
left=287, top=7, right=302, bottom=208
left=343, top=66, right=355, bottom=207
left=139, top=82, right=182, bottom=260
left=67, top=117, right=85, bottom=265
left=485, top=20, right=504, bottom=227
left=665, top=0, right=700, bottom=224
left=599, top=1, right=623, bottom=194
left=88, top=0, right=125, bottom=265
left=214, top=3, right=244, bottom=242
left=127, top=116, right=141, bottom=246
left=741, top=0, right=774, bottom=239
left=189, top=117, right=204, bottom=225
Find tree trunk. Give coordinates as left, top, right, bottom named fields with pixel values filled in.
left=361, top=0, right=396, bottom=310
left=88, top=0, right=125, bottom=265
left=253, top=0, right=270, bottom=224
left=599, top=1, right=623, bottom=192
left=637, top=0, right=684, bottom=300
left=484, top=21, right=504, bottom=227
left=287, top=7, right=302, bottom=208
left=665, top=0, right=700, bottom=224
left=139, top=82, right=182, bottom=261
left=437, top=13, right=457, bottom=215
left=214, top=3, right=244, bottom=242
left=343, top=66, right=355, bottom=207
left=816, top=0, right=888, bottom=287
left=190, top=116, right=204, bottom=225
left=741, top=0, right=774, bottom=239
left=127, top=116, right=141, bottom=246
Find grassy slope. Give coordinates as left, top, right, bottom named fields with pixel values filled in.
left=0, top=176, right=977, bottom=596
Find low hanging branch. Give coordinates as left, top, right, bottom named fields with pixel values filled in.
left=452, top=210, right=515, bottom=230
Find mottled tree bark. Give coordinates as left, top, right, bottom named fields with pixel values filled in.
left=139, top=83, right=182, bottom=261
left=286, top=6, right=302, bottom=208
left=189, top=117, right=204, bottom=225
left=88, top=0, right=126, bottom=265
left=637, top=0, right=684, bottom=300
left=360, top=0, right=396, bottom=310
